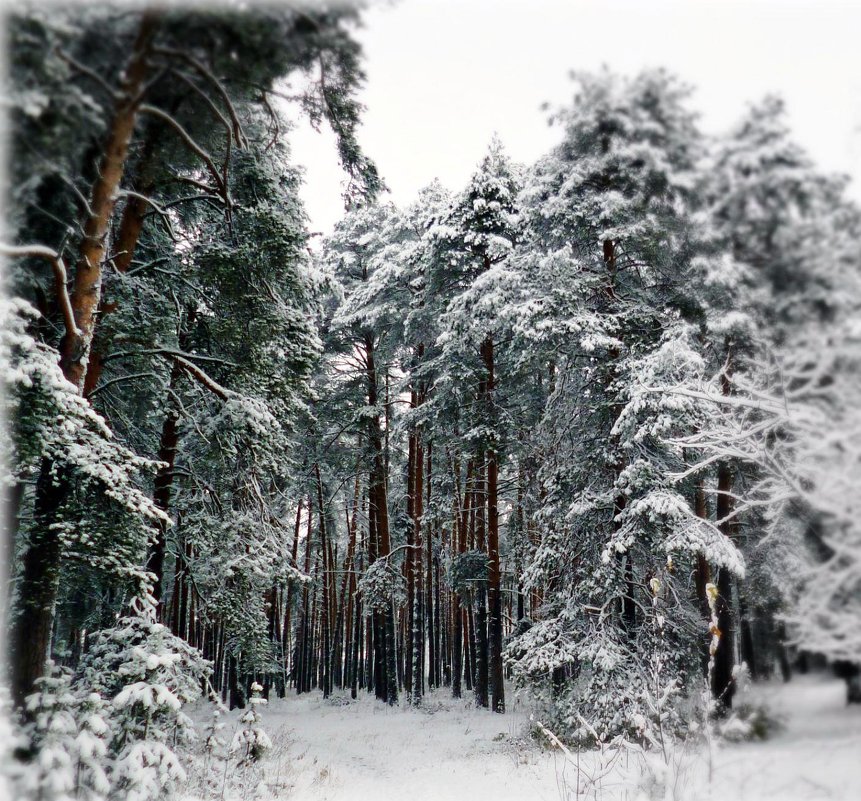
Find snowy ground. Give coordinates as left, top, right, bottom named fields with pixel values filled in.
left=247, top=689, right=560, bottom=801
left=705, top=673, right=861, bottom=801
left=201, top=673, right=861, bottom=801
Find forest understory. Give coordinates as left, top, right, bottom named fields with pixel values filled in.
left=2, top=3, right=860, bottom=801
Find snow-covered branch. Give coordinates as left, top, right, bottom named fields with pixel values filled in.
left=0, top=244, right=79, bottom=339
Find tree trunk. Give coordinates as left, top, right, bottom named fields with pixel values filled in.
left=426, top=445, right=436, bottom=691
left=82, top=111, right=170, bottom=398
left=712, top=461, right=736, bottom=710
left=282, top=500, right=304, bottom=682
left=474, top=458, right=489, bottom=709
left=9, top=10, right=159, bottom=709
left=59, top=12, right=159, bottom=390
left=9, top=461, right=68, bottom=707
left=452, top=460, right=472, bottom=699
left=149, top=363, right=182, bottom=611
left=364, top=332, right=398, bottom=705
left=482, top=337, right=505, bottom=713
left=295, top=497, right=314, bottom=694
left=333, top=476, right=359, bottom=689
left=314, top=465, right=332, bottom=698
left=693, top=480, right=712, bottom=677
left=712, top=357, right=737, bottom=711
left=738, top=587, right=758, bottom=680
left=411, top=422, right=424, bottom=705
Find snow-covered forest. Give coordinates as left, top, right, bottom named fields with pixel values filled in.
left=1, top=3, right=860, bottom=800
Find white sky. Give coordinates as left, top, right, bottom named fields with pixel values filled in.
left=289, top=0, right=861, bottom=235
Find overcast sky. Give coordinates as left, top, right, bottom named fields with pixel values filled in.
left=289, top=0, right=861, bottom=235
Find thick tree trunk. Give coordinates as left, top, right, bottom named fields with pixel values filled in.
left=12, top=13, right=166, bottom=708
left=364, top=333, right=398, bottom=705
left=452, top=598, right=464, bottom=699
left=9, top=11, right=159, bottom=709
left=82, top=113, right=168, bottom=398
left=9, top=461, right=68, bottom=707
left=60, top=13, right=158, bottom=390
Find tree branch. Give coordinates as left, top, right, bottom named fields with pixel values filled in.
left=101, top=347, right=237, bottom=368
left=152, top=46, right=247, bottom=148
left=166, top=352, right=232, bottom=400
left=55, top=47, right=118, bottom=100
left=117, top=189, right=179, bottom=241
left=259, top=89, right=281, bottom=153
left=87, top=371, right=164, bottom=398
left=169, top=70, right=234, bottom=146
left=139, top=104, right=228, bottom=201
left=0, top=244, right=78, bottom=338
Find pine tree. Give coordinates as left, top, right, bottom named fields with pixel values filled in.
left=430, top=137, right=522, bottom=712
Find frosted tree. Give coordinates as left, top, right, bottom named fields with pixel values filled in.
left=1, top=298, right=167, bottom=708
left=430, top=137, right=523, bottom=712
left=507, top=69, right=735, bottom=738
left=5, top=1, right=381, bottom=713
left=681, top=94, right=861, bottom=698
left=18, top=667, right=79, bottom=801
left=230, top=681, right=272, bottom=767
left=77, top=596, right=210, bottom=800
left=651, top=321, right=861, bottom=700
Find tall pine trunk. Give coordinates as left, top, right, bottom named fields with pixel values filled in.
left=364, top=333, right=398, bottom=705
left=9, top=13, right=159, bottom=708
left=315, top=465, right=332, bottom=698
left=474, top=458, right=489, bottom=709
left=452, top=459, right=472, bottom=699
left=482, top=337, right=505, bottom=713
left=712, top=352, right=737, bottom=710
left=149, top=363, right=182, bottom=611
left=411, top=421, right=424, bottom=705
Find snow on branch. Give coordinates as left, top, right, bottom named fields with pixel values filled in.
left=99, top=347, right=234, bottom=400
left=0, top=244, right=79, bottom=339
left=170, top=71, right=236, bottom=148
left=167, top=352, right=232, bottom=400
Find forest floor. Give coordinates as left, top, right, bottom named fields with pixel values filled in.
left=199, top=672, right=861, bottom=801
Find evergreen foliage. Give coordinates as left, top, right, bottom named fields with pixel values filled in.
left=2, top=5, right=860, bottom=795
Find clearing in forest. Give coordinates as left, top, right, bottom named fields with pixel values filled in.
left=204, top=674, right=861, bottom=801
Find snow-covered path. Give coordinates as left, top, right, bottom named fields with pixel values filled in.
left=705, top=674, right=861, bottom=801
left=259, top=689, right=562, bottom=801
left=215, top=674, right=861, bottom=801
